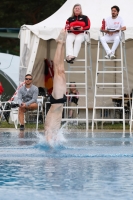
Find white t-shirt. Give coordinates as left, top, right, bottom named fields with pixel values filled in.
left=105, top=16, right=125, bottom=33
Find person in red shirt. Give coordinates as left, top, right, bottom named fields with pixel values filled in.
left=65, top=4, right=90, bottom=64
left=0, top=82, right=4, bottom=96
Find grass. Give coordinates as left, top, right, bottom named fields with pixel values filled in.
left=0, top=121, right=130, bottom=130
left=0, top=121, right=44, bottom=130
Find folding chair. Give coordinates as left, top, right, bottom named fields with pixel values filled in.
left=26, top=96, right=44, bottom=130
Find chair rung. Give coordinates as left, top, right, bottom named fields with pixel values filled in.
left=95, top=95, right=122, bottom=97
left=65, top=71, right=85, bottom=73
left=1, top=110, right=11, bottom=112
left=93, top=119, right=124, bottom=121
left=96, top=83, right=122, bottom=86
left=98, top=59, right=122, bottom=62
left=97, top=86, right=122, bottom=89
left=61, top=118, right=87, bottom=121
left=104, top=66, right=123, bottom=69
left=97, top=71, right=122, bottom=73
left=76, top=59, right=85, bottom=62
left=94, top=107, right=123, bottom=109
left=66, top=83, right=86, bottom=85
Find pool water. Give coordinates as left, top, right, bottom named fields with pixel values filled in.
left=0, top=130, right=133, bottom=200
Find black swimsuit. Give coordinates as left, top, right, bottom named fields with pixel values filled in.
left=50, top=95, right=67, bottom=104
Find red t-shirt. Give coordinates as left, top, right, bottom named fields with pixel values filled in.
left=0, top=84, right=4, bottom=95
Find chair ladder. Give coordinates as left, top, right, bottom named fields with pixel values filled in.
left=63, top=33, right=93, bottom=130
left=92, top=33, right=130, bottom=133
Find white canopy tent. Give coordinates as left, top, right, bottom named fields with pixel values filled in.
left=19, top=0, right=133, bottom=109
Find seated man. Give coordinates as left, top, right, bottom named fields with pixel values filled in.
left=68, top=82, right=79, bottom=119
left=100, top=5, right=126, bottom=59
left=18, top=74, right=38, bottom=130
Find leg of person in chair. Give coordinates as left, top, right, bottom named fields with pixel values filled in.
left=19, top=103, right=38, bottom=130
left=44, top=29, right=66, bottom=143
left=19, top=107, right=26, bottom=130
left=27, top=103, right=38, bottom=111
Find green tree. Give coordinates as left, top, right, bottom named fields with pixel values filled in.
left=0, top=0, right=66, bottom=55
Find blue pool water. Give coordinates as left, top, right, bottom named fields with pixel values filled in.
left=0, top=130, right=133, bottom=200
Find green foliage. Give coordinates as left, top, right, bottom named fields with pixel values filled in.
left=0, top=0, right=67, bottom=27
left=0, top=0, right=67, bottom=55
left=0, top=38, right=19, bottom=55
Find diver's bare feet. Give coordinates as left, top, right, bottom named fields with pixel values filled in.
left=56, top=29, right=67, bottom=43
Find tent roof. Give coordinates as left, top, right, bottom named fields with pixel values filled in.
left=21, top=0, right=133, bottom=40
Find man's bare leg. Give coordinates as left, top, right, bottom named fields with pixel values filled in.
left=19, top=103, right=38, bottom=125
left=26, top=103, right=38, bottom=110
left=52, top=30, right=66, bottom=99
left=44, top=30, right=67, bottom=143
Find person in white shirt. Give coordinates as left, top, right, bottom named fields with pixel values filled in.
left=100, top=5, right=126, bottom=59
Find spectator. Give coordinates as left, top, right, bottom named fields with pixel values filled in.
left=18, top=74, right=38, bottom=130
left=0, top=82, right=4, bottom=99
left=65, top=3, right=90, bottom=64
left=100, top=5, right=126, bottom=59
left=68, top=82, right=79, bottom=118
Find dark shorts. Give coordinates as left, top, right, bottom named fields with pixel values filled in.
left=50, top=95, right=67, bottom=104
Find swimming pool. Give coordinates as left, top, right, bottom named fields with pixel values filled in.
left=0, top=130, right=133, bottom=200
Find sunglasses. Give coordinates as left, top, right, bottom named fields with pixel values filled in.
left=25, top=78, right=32, bottom=80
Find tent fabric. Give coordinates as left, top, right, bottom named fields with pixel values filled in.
left=21, top=0, right=133, bottom=41
left=19, top=30, right=40, bottom=83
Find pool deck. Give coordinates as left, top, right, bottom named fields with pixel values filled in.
left=0, top=128, right=132, bottom=133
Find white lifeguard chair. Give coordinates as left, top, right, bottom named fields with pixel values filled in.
left=92, top=31, right=130, bottom=133
left=63, top=31, right=93, bottom=130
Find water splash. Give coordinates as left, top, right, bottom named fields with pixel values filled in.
left=33, top=123, right=68, bottom=149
